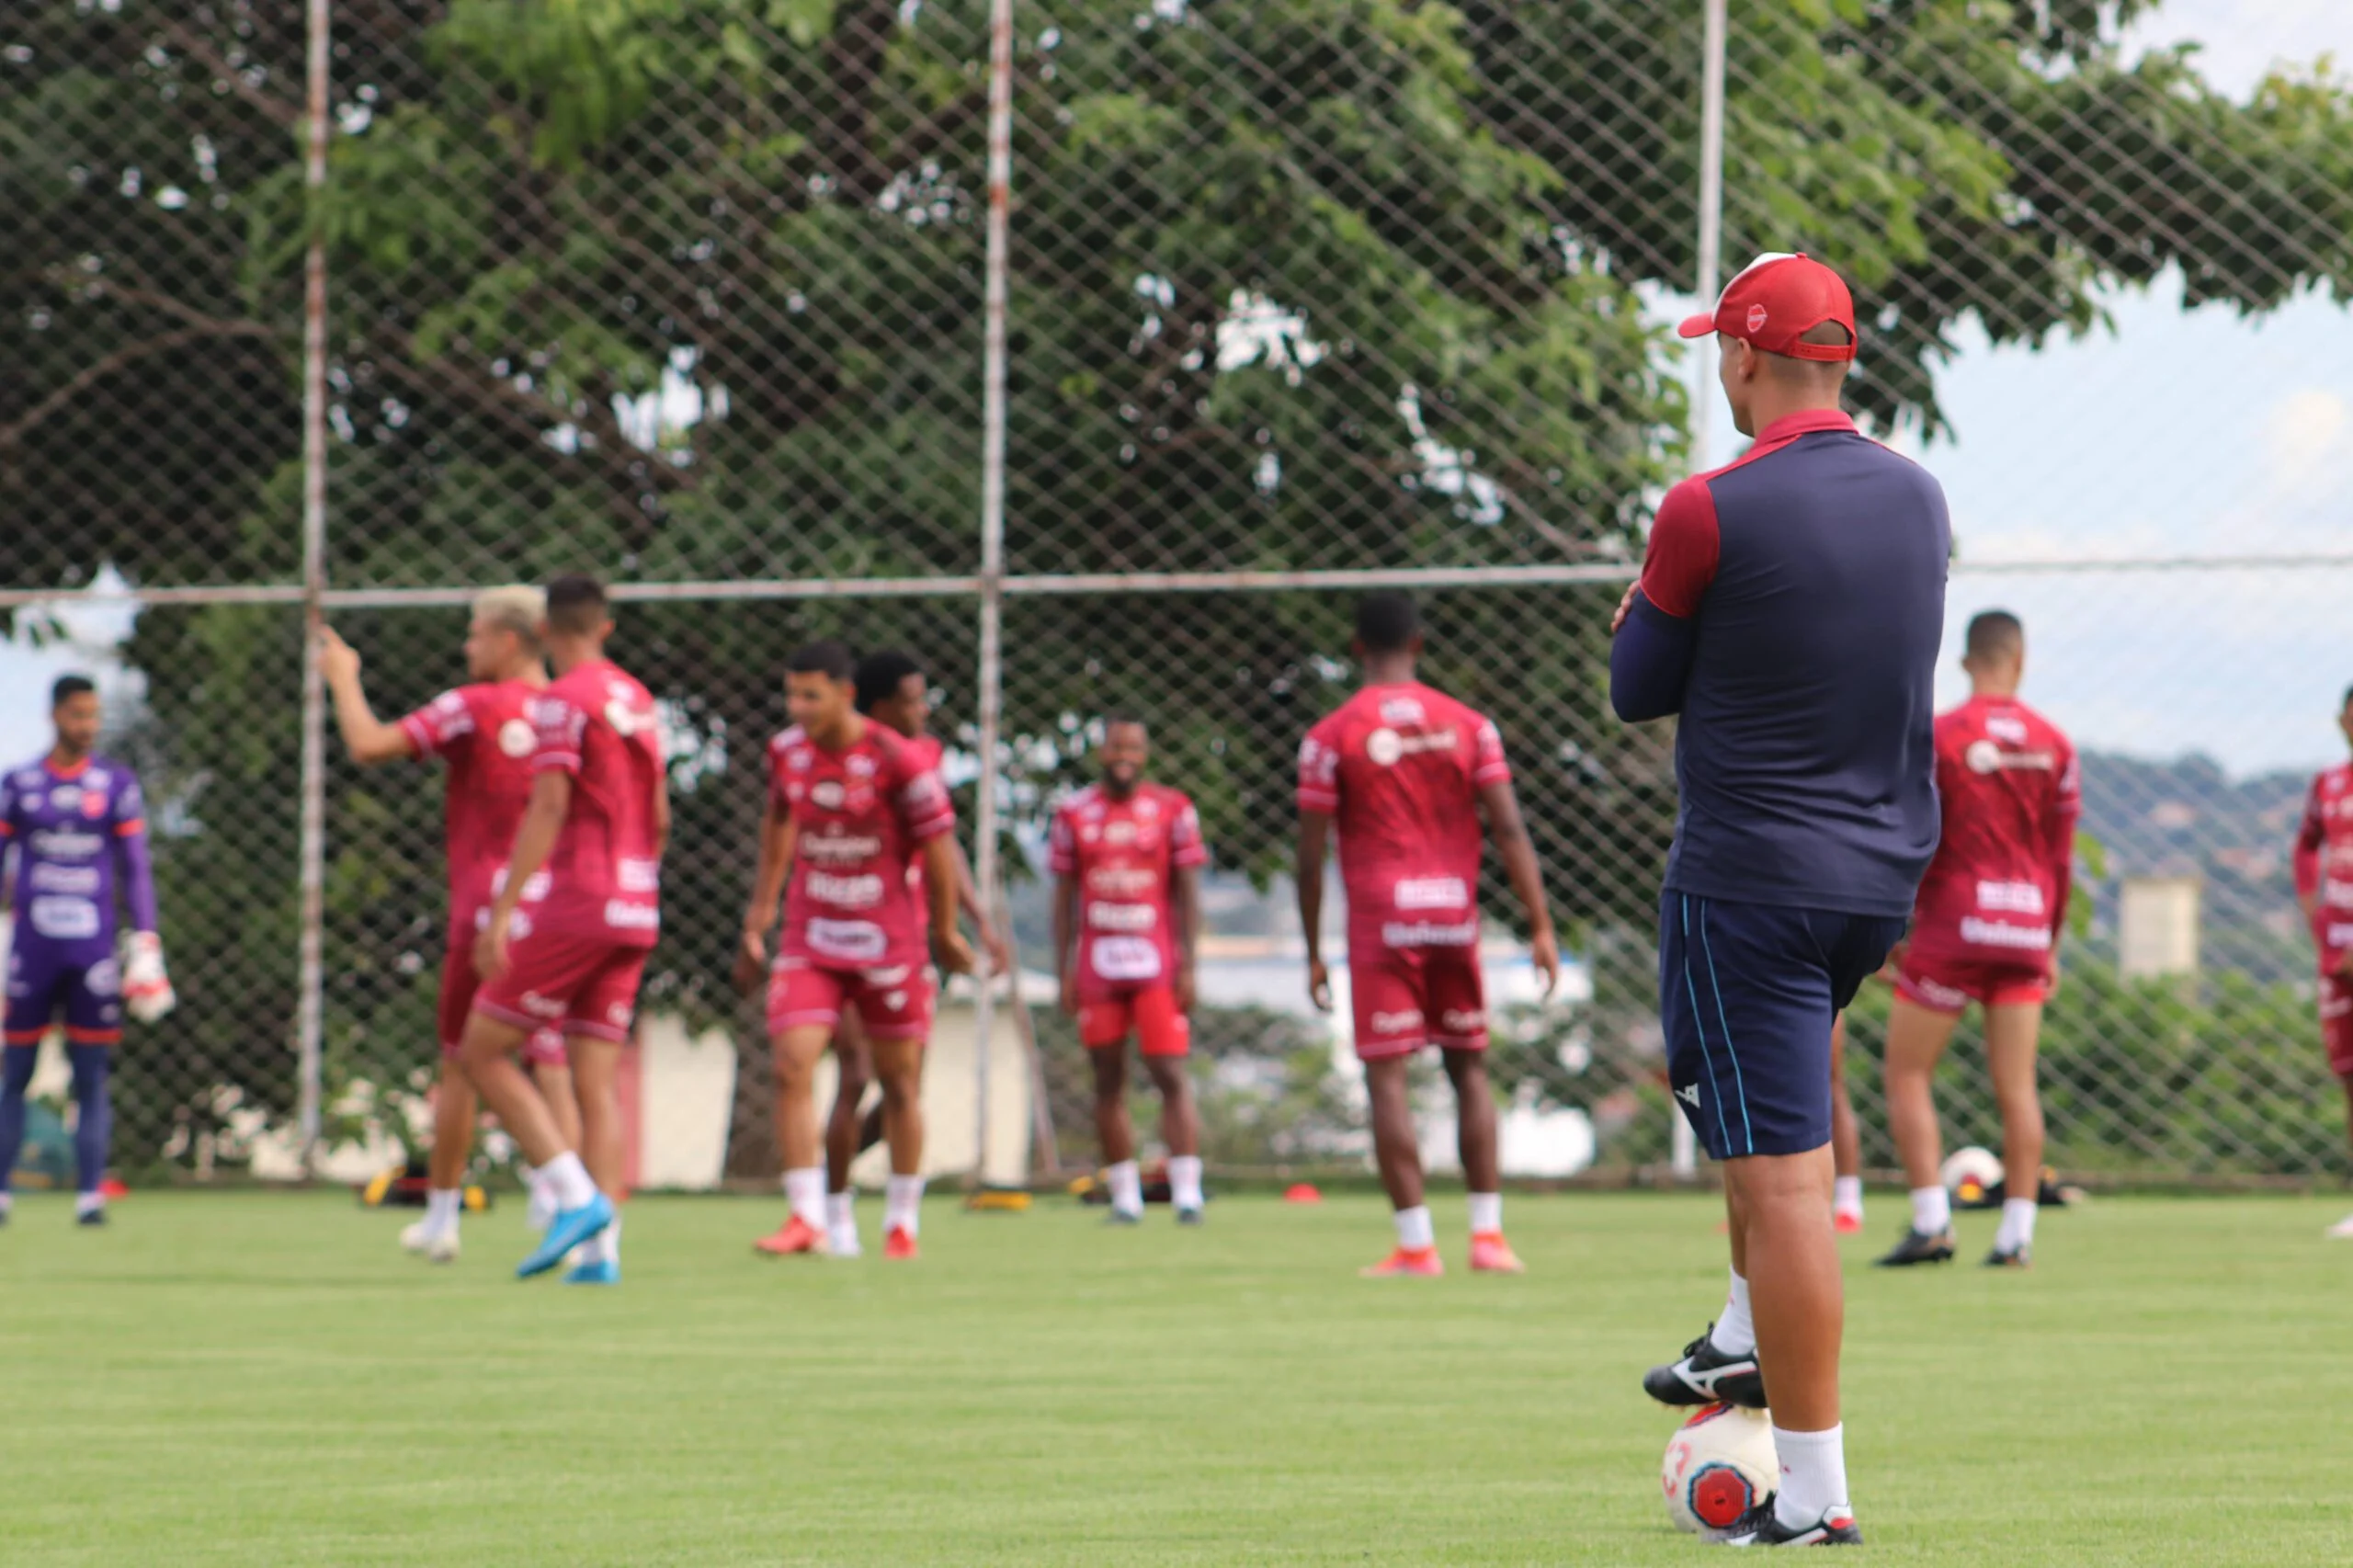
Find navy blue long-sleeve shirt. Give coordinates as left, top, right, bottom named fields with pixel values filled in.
left=1609, top=408, right=1950, bottom=917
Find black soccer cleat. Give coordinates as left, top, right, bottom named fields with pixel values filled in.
left=1104, top=1209, right=1142, bottom=1227
left=75, top=1206, right=108, bottom=1228
left=1643, top=1324, right=1766, bottom=1409
left=1871, top=1226, right=1954, bottom=1267
left=1176, top=1206, right=1204, bottom=1227
left=1720, top=1501, right=1863, bottom=1547
left=1982, top=1244, right=2031, bottom=1269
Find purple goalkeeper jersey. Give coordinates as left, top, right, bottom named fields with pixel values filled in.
left=0, top=756, right=156, bottom=960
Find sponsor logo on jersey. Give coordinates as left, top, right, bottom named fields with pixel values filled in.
left=862, top=965, right=912, bottom=987
left=29, top=828, right=104, bottom=860
left=81, top=790, right=108, bottom=819
left=497, top=718, right=536, bottom=757
left=1368, top=1007, right=1425, bottom=1036
left=1974, top=880, right=2046, bottom=915
left=27, top=896, right=101, bottom=942
left=1380, top=918, right=1480, bottom=949
left=883, top=990, right=908, bottom=1013
left=1104, top=820, right=1138, bottom=846
left=1393, top=875, right=1468, bottom=911
left=608, top=1002, right=633, bottom=1027
left=1958, top=916, right=2052, bottom=951
left=812, top=780, right=847, bottom=810
left=617, top=858, right=662, bottom=893
left=85, top=958, right=121, bottom=998
left=808, top=870, right=886, bottom=908
left=1089, top=936, right=1163, bottom=982
left=50, top=785, right=85, bottom=812
left=1902, top=970, right=1973, bottom=1012
left=1985, top=714, right=2029, bottom=745
left=1675, top=1084, right=1700, bottom=1108
left=1135, top=797, right=1159, bottom=820
left=847, top=754, right=878, bottom=778
left=1377, top=697, right=1427, bottom=726
left=809, top=918, right=888, bottom=963
left=803, top=834, right=883, bottom=865
left=1439, top=1007, right=1485, bottom=1034
left=2327, top=922, right=2353, bottom=951
left=1366, top=727, right=1404, bottom=767
left=1086, top=867, right=1158, bottom=898
left=2323, top=876, right=2353, bottom=910
left=519, top=991, right=565, bottom=1019
left=1964, top=740, right=2058, bottom=775
left=604, top=900, right=661, bottom=930
left=1087, top=901, right=1158, bottom=933
left=28, top=863, right=100, bottom=895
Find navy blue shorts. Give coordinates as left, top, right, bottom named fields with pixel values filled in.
left=5, top=940, right=123, bottom=1047
left=1659, top=892, right=1905, bottom=1161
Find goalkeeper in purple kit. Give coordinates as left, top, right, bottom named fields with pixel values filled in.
left=0, top=676, right=175, bottom=1226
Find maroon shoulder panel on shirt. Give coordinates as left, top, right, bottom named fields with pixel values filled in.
left=1638, top=477, right=1721, bottom=619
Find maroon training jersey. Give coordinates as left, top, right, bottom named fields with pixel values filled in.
left=1906, top=694, right=2079, bottom=967
left=2295, top=762, right=2353, bottom=964
left=1297, top=681, right=1508, bottom=954
left=1048, top=782, right=1206, bottom=992
left=399, top=678, right=544, bottom=939
left=526, top=658, right=665, bottom=947
left=770, top=720, right=954, bottom=969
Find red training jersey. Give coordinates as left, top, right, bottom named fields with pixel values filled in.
left=770, top=720, right=954, bottom=969
left=399, top=678, right=545, bottom=939
left=2294, top=762, right=2353, bottom=964
left=1048, top=782, right=1207, bottom=992
left=1906, top=695, right=2079, bottom=969
left=526, top=658, right=665, bottom=947
left=900, top=732, right=948, bottom=923
left=1297, top=681, right=1508, bottom=953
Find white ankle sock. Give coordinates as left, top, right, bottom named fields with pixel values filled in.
left=1711, top=1268, right=1756, bottom=1356
left=783, top=1166, right=826, bottom=1225
left=541, top=1152, right=597, bottom=1210
left=1910, top=1184, right=1951, bottom=1234
left=578, top=1212, right=621, bottom=1266
left=1106, top=1159, right=1143, bottom=1216
left=885, top=1175, right=926, bottom=1235
left=1832, top=1176, right=1863, bottom=1218
left=1772, top=1424, right=1848, bottom=1528
left=1168, top=1155, right=1204, bottom=1211
left=76, top=1191, right=106, bottom=1218
left=1392, top=1205, right=1435, bottom=1251
left=425, top=1188, right=462, bottom=1232
left=827, top=1189, right=857, bottom=1234
left=1995, top=1196, right=2038, bottom=1252
left=1467, top=1191, right=1503, bottom=1236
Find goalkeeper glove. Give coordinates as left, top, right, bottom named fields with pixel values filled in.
left=124, top=931, right=176, bottom=1024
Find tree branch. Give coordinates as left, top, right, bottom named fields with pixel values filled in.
left=0, top=324, right=278, bottom=450
left=161, top=21, right=303, bottom=130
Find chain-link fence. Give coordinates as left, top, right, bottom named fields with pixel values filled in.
left=8, top=1, right=2353, bottom=1193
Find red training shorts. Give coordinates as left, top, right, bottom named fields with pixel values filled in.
left=1078, top=984, right=1189, bottom=1058
left=1893, top=949, right=2049, bottom=1017
left=2322, top=973, right=2353, bottom=1080
left=767, top=956, right=934, bottom=1043
left=472, top=928, right=648, bottom=1046
left=1348, top=942, right=1486, bottom=1062
left=438, top=941, right=566, bottom=1065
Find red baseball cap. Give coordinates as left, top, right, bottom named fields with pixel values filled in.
left=1677, top=253, right=1857, bottom=362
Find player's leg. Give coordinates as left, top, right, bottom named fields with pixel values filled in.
left=865, top=968, right=937, bottom=1259
left=1982, top=996, right=2047, bottom=1267
left=560, top=1028, right=627, bottom=1283
left=1432, top=951, right=1515, bottom=1271
left=1352, top=949, right=1439, bottom=1274
left=1134, top=986, right=1203, bottom=1221
left=1876, top=965, right=1968, bottom=1266
left=2326, top=982, right=2353, bottom=1238
left=0, top=952, right=66, bottom=1225
left=0, top=1043, right=35, bottom=1225
left=62, top=961, right=123, bottom=1225
left=459, top=1004, right=610, bottom=1276
left=406, top=955, right=482, bottom=1260
left=1082, top=996, right=1142, bottom=1221
left=824, top=1007, right=873, bottom=1255
left=757, top=959, right=842, bottom=1256
left=1828, top=1014, right=1865, bottom=1233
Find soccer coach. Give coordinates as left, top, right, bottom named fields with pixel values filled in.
left=1611, top=254, right=1949, bottom=1546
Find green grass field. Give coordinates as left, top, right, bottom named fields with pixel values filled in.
left=2, top=1189, right=2349, bottom=1565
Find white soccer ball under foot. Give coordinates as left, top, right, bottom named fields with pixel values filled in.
left=1940, top=1145, right=2005, bottom=1204
left=1661, top=1402, right=1778, bottom=1536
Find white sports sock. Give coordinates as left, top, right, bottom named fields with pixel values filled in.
left=1467, top=1190, right=1503, bottom=1236
left=541, top=1151, right=597, bottom=1210
left=828, top=1191, right=861, bottom=1254
left=783, top=1166, right=826, bottom=1226
left=1772, top=1424, right=1849, bottom=1528
left=1107, top=1159, right=1143, bottom=1217
left=76, top=1191, right=106, bottom=1218
left=1168, top=1155, right=1204, bottom=1211
left=1995, top=1196, right=2038, bottom=1253
left=1392, top=1204, right=1435, bottom=1251
left=1711, top=1268, right=1756, bottom=1356
left=578, top=1212, right=622, bottom=1266
left=0, top=1193, right=13, bottom=1217
left=885, top=1174, right=926, bottom=1236
left=425, top=1187, right=462, bottom=1232
left=1832, top=1176, right=1863, bottom=1219
left=1909, top=1184, right=1951, bottom=1235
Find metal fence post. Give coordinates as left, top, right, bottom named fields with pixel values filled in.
left=294, top=0, right=332, bottom=1168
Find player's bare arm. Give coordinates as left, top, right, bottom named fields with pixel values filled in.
left=735, top=802, right=797, bottom=994
left=1478, top=777, right=1559, bottom=999
left=923, top=834, right=975, bottom=974
left=1295, top=807, right=1333, bottom=1012
left=476, top=768, right=570, bottom=984
left=315, top=625, right=416, bottom=765
left=1051, top=868, right=1081, bottom=1016
left=1172, top=861, right=1202, bottom=1017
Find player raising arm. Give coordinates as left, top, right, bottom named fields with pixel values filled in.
left=318, top=590, right=583, bottom=1264
left=739, top=642, right=974, bottom=1262
left=1051, top=719, right=1208, bottom=1224
left=1876, top=611, right=2079, bottom=1270
left=2294, top=684, right=2353, bottom=1240
left=0, top=676, right=173, bottom=1228
left=1296, top=593, right=1558, bottom=1278
left=459, top=576, right=669, bottom=1285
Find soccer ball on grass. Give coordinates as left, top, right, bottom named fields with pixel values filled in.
left=1939, top=1144, right=2005, bottom=1209
left=1660, top=1401, right=1778, bottom=1535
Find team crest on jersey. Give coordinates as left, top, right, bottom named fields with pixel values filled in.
left=50, top=785, right=84, bottom=812
left=1366, top=727, right=1404, bottom=767
left=497, top=718, right=535, bottom=757
left=812, top=780, right=846, bottom=810
left=1135, top=797, right=1159, bottom=820
left=847, top=754, right=879, bottom=778
left=80, top=790, right=107, bottom=819
left=1104, top=820, right=1138, bottom=846
left=1964, top=740, right=2001, bottom=774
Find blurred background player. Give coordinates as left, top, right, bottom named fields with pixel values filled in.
left=812, top=651, right=1007, bottom=1256
left=1050, top=719, right=1208, bottom=1224
left=738, top=642, right=975, bottom=1262
left=1829, top=1017, right=1864, bottom=1233
left=461, top=576, right=669, bottom=1284
left=1296, top=593, right=1559, bottom=1278
left=1618, top=255, right=1947, bottom=1546
left=0, top=676, right=174, bottom=1227
left=318, top=590, right=581, bottom=1264
left=2293, top=684, right=2353, bottom=1239
left=1876, top=611, right=2078, bottom=1270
